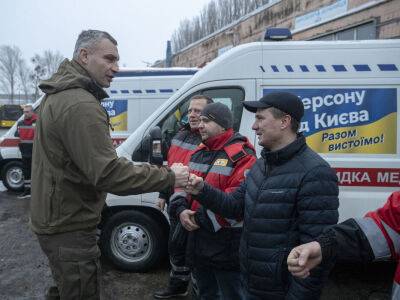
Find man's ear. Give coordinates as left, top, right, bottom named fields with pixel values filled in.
left=79, top=48, right=89, bottom=65
left=281, top=115, right=291, bottom=130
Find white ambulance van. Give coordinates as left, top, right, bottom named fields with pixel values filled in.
left=99, top=39, right=400, bottom=272
left=0, top=67, right=197, bottom=191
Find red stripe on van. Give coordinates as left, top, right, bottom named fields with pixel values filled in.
left=336, top=168, right=400, bottom=187
left=0, top=138, right=20, bottom=147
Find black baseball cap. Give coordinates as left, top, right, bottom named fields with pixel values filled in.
left=243, top=92, right=304, bottom=122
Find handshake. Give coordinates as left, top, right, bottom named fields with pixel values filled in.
left=170, top=163, right=203, bottom=195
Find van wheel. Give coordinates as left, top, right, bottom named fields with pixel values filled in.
left=100, top=210, right=167, bottom=272
left=1, top=161, right=24, bottom=192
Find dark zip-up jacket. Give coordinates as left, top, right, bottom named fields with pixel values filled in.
left=195, top=135, right=339, bottom=299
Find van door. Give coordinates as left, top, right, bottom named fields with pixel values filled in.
left=139, top=80, right=256, bottom=204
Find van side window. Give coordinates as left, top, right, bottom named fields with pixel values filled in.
left=202, top=88, right=244, bottom=132
left=158, top=87, right=245, bottom=150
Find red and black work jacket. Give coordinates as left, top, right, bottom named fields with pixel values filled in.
left=320, top=191, right=400, bottom=300
left=190, top=129, right=256, bottom=230
left=175, top=128, right=256, bottom=270
left=159, top=127, right=202, bottom=202
left=354, top=191, right=400, bottom=299
left=15, top=113, right=38, bottom=156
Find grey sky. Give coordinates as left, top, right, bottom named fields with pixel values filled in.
left=1, top=0, right=210, bottom=68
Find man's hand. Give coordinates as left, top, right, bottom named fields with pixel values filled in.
left=287, top=241, right=322, bottom=278
left=156, top=198, right=166, bottom=211
left=179, top=209, right=199, bottom=231
left=185, top=174, right=204, bottom=195
left=171, top=163, right=189, bottom=188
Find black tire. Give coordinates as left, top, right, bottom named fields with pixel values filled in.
left=100, top=210, right=167, bottom=272
left=1, top=160, right=24, bottom=192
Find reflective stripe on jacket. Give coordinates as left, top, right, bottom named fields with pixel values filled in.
left=355, top=191, right=400, bottom=300
left=190, top=129, right=256, bottom=230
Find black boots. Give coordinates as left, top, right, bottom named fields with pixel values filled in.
left=153, top=285, right=188, bottom=299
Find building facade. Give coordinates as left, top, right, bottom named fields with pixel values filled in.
left=167, top=0, right=399, bottom=67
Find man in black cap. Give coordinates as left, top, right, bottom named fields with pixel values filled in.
left=170, top=102, right=256, bottom=299
left=185, top=92, right=339, bottom=299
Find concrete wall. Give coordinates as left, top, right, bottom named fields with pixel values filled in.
left=170, top=0, right=399, bottom=67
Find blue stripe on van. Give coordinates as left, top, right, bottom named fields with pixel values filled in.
left=146, top=89, right=156, bottom=93
left=300, top=65, right=309, bottom=72
left=114, top=70, right=198, bottom=78
left=265, top=64, right=397, bottom=73
left=332, top=65, right=347, bottom=72
left=121, top=90, right=129, bottom=94
left=353, top=64, right=371, bottom=71
left=110, top=90, right=118, bottom=94
left=132, top=90, right=142, bottom=94
left=160, top=89, right=174, bottom=93
left=378, top=64, right=398, bottom=71
left=285, top=65, right=294, bottom=72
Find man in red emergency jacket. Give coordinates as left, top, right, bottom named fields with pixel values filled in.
left=171, top=102, right=256, bottom=299
left=14, top=104, right=37, bottom=198
left=287, top=191, right=400, bottom=300
left=154, top=95, right=213, bottom=299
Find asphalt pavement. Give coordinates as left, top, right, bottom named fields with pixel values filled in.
left=0, top=180, right=394, bottom=299
left=0, top=186, right=182, bottom=300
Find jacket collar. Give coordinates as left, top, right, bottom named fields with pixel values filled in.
left=71, top=60, right=109, bottom=101
left=201, top=128, right=234, bottom=151
left=23, top=113, right=38, bottom=125
left=261, top=134, right=306, bottom=165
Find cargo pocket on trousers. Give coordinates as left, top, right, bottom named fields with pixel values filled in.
left=59, top=245, right=101, bottom=299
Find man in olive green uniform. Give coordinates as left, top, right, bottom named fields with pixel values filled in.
left=30, top=30, right=189, bottom=300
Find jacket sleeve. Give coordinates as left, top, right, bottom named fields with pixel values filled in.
left=286, top=165, right=339, bottom=300
left=349, top=191, right=400, bottom=262
left=168, top=192, right=189, bottom=218
left=202, top=152, right=256, bottom=231
left=158, top=186, right=173, bottom=203
left=196, top=180, right=246, bottom=219
left=314, top=218, right=375, bottom=265
left=315, top=191, right=400, bottom=267
left=60, top=101, right=175, bottom=196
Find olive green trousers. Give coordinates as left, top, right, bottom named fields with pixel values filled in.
left=36, top=228, right=100, bottom=300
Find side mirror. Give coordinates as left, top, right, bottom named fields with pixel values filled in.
left=149, top=126, right=164, bottom=166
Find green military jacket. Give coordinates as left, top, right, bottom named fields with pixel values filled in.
left=30, top=59, right=174, bottom=234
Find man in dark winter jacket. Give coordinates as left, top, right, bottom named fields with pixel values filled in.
left=31, top=30, right=189, bottom=300
left=173, top=102, right=256, bottom=299
left=15, top=104, right=37, bottom=198
left=154, top=95, right=212, bottom=299
left=186, top=92, right=339, bottom=299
